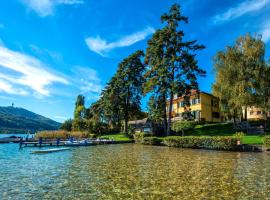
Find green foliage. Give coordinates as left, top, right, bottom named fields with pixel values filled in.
left=74, top=95, right=85, bottom=120
left=147, top=96, right=164, bottom=122
left=241, top=136, right=263, bottom=145
left=60, top=119, right=73, bottom=131
left=233, top=132, right=245, bottom=140
left=0, top=106, right=60, bottom=134
left=133, top=132, right=152, bottom=143
left=88, top=134, right=97, bottom=138
left=263, top=136, right=270, bottom=147
left=141, top=137, right=163, bottom=145
left=144, top=4, right=206, bottom=135
left=163, top=136, right=238, bottom=150
left=172, top=121, right=196, bottom=136
left=213, top=34, right=268, bottom=121
left=72, top=119, right=87, bottom=131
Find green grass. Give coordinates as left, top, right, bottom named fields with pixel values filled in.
left=187, top=123, right=236, bottom=136
left=177, top=123, right=264, bottom=145
left=100, top=134, right=132, bottom=141
left=241, top=136, right=264, bottom=145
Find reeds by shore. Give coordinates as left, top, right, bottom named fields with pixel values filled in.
left=35, top=130, right=93, bottom=139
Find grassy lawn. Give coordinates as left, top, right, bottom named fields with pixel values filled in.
left=190, top=123, right=236, bottom=136
left=241, top=136, right=264, bottom=145
left=179, top=123, right=265, bottom=145
left=100, top=134, right=132, bottom=141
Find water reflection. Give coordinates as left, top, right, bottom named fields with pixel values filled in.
left=0, top=144, right=270, bottom=199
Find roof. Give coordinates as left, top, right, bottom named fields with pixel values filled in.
left=128, top=118, right=150, bottom=125
left=168, top=90, right=217, bottom=103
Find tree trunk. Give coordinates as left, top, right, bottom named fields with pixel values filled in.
left=244, top=106, right=247, bottom=121
left=167, top=91, right=174, bottom=136
left=123, top=88, right=130, bottom=134
left=162, top=94, right=168, bottom=135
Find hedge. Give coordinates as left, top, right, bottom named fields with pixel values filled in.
left=133, top=132, right=152, bottom=143
left=163, top=136, right=238, bottom=151
left=263, top=136, right=270, bottom=147
left=141, top=137, right=163, bottom=145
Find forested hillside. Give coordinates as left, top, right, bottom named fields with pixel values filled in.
left=0, top=106, right=61, bottom=133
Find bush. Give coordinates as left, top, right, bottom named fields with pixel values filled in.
left=141, top=137, right=163, bottom=145
left=163, top=136, right=238, bottom=151
left=233, top=132, right=245, bottom=140
left=263, top=136, right=270, bottom=147
left=171, top=121, right=196, bottom=136
left=69, top=131, right=89, bottom=139
left=88, top=134, right=97, bottom=138
left=133, top=132, right=152, bottom=143
left=60, top=119, right=73, bottom=131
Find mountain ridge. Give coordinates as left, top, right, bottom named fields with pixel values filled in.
left=0, top=106, right=61, bottom=134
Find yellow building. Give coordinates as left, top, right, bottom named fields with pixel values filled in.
left=167, top=91, right=221, bottom=122
left=244, top=106, right=270, bottom=120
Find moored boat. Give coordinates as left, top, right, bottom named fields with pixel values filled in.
left=31, top=148, right=70, bottom=154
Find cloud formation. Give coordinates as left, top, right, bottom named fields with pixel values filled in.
left=22, top=0, right=84, bottom=17
left=213, top=0, right=270, bottom=24
left=0, top=44, right=68, bottom=96
left=72, top=66, right=102, bottom=98
left=85, top=27, right=155, bottom=56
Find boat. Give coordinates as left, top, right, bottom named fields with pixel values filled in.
left=31, top=148, right=71, bottom=154
left=64, top=139, right=95, bottom=146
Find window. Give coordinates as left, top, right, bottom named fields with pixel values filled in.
left=212, top=112, right=220, bottom=118
left=257, top=111, right=262, bottom=115
left=250, top=111, right=254, bottom=115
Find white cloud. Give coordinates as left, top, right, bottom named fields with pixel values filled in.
left=85, top=27, right=155, bottom=56
left=213, top=0, right=270, bottom=24
left=261, top=21, right=270, bottom=42
left=0, top=44, right=68, bottom=96
left=22, top=0, right=84, bottom=17
left=72, top=66, right=102, bottom=97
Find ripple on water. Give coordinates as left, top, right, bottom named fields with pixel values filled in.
left=0, top=143, right=270, bottom=199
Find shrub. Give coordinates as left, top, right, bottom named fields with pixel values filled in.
left=60, top=119, right=73, bottom=131
left=171, top=121, right=196, bottom=136
left=88, top=134, right=97, bottom=138
left=263, top=136, right=270, bottom=147
left=141, top=137, right=163, bottom=145
left=163, top=136, right=238, bottom=151
left=69, top=131, right=89, bottom=139
left=233, top=132, right=245, bottom=140
left=133, top=132, right=152, bottom=143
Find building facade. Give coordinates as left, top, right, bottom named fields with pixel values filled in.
left=244, top=106, right=270, bottom=120
left=167, top=91, right=221, bottom=122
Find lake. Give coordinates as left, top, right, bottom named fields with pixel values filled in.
left=0, top=143, right=270, bottom=199
left=0, top=133, right=34, bottom=138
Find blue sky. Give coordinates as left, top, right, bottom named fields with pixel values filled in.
left=0, top=0, right=270, bottom=122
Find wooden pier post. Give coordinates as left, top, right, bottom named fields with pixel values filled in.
left=39, top=137, right=43, bottom=147
left=19, top=138, right=23, bottom=149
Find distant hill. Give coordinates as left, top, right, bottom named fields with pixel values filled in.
left=0, top=106, right=61, bottom=134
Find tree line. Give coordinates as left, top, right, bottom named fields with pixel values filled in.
left=61, top=4, right=205, bottom=136
left=212, top=34, right=270, bottom=126
left=61, top=4, right=270, bottom=135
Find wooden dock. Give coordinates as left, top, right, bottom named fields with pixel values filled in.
left=19, top=138, right=133, bottom=148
